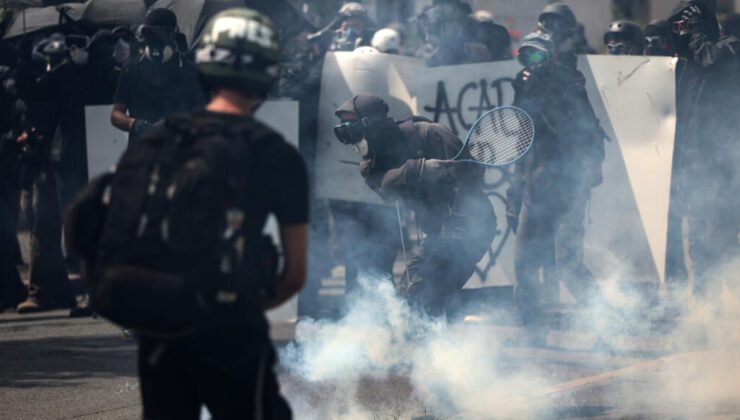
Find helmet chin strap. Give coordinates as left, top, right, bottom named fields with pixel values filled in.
left=144, top=45, right=174, bottom=63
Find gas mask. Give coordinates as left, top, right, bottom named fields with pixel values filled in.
left=334, top=117, right=370, bottom=146
left=69, top=46, right=89, bottom=65
left=142, top=26, right=175, bottom=63
left=333, top=27, right=361, bottom=51
left=518, top=47, right=550, bottom=70
left=113, top=38, right=131, bottom=64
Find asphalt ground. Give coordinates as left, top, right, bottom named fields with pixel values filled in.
left=2, top=308, right=739, bottom=419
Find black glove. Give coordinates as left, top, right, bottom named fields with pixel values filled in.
left=671, top=3, right=704, bottom=35
left=130, top=119, right=152, bottom=139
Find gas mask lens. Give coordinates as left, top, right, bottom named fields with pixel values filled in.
left=607, top=41, right=626, bottom=55
left=518, top=48, right=548, bottom=68
left=141, top=26, right=174, bottom=43
left=333, top=118, right=368, bottom=145
left=539, top=16, right=565, bottom=34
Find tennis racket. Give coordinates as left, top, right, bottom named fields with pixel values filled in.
left=452, top=106, right=535, bottom=167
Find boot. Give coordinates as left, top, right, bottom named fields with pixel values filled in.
left=16, top=296, right=45, bottom=314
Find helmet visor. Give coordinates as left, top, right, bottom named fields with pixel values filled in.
left=333, top=119, right=368, bottom=145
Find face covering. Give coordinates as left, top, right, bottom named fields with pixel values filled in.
left=113, top=39, right=131, bottom=64
left=144, top=40, right=173, bottom=63
left=70, top=47, right=89, bottom=65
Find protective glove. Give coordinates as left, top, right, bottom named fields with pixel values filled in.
left=671, top=4, right=704, bottom=35
left=420, top=159, right=455, bottom=183
left=130, top=119, right=152, bottom=139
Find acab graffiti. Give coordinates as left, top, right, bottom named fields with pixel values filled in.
left=422, top=77, right=514, bottom=136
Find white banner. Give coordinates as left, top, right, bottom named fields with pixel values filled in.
left=314, top=52, right=676, bottom=287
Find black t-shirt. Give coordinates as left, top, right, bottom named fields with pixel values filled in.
left=113, top=54, right=206, bottom=123
left=195, top=110, right=309, bottom=226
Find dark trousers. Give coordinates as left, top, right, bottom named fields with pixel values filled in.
left=513, top=191, right=594, bottom=323
left=405, top=233, right=492, bottom=316
left=685, top=206, right=737, bottom=300
left=27, top=168, right=72, bottom=306
left=138, top=333, right=291, bottom=420
left=0, top=171, right=25, bottom=308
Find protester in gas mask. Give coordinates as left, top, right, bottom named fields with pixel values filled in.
left=604, top=20, right=645, bottom=55
left=415, top=0, right=492, bottom=66
left=334, top=94, right=496, bottom=316
left=306, top=2, right=376, bottom=53
left=110, top=8, right=205, bottom=144
left=667, top=0, right=740, bottom=305
left=506, top=32, right=606, bottom=333
left=644, top=19, right=675, bottom=56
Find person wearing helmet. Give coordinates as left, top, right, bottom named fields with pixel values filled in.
left=333, top=94, right=496, bottom=316
left=666, top=0, right=740, bottom=306
left=643, top=19, right=674, bottom=56
left=471, top=9, right=513, bottom=61
left=507, top=32, right=606, bottom=333
left=306, top=2, right=376, bottom=52
left=536, top=2, right=588, bottom=66
left=372, top=27, right=402, bottom=54
left=604, top=20, right=645, bottom=55
left=110, top=8, right=206, bottom=144
left=415, top=0, right=492, bottom=66
left=118, top=8, right=307, bottom=419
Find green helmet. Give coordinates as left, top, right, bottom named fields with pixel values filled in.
left=195, top=8, right=281, bottom=95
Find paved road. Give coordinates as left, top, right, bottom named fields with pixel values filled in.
left=2, top=308, right=738, bottom=419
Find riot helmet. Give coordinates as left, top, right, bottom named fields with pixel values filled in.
left=371, top=28, right=401, bottom=54
left=604, top=20, right=645, bottom=55
left=538, top=3, right=577, bottom=36
left=195, top=8, right=281, bottom=97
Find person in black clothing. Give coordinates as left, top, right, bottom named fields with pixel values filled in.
left=668, top=0, right=740, bottom=302
left=334, top=94, right=496, bottom=316
left=415, top=0, right=492, bottom=66
left=470, top=10, right=513, bottom=61
left=110, top=8, right=205, bottom=144
left=63, top=7, right=306, bottom=418
left=506, top=32, right=606, bottom=327
left=644, top=19, right=675, bottom=56
left=536, top=3, right=593, bottom=68
left=0, top=64, right=27, bottom=310
left=604, top=20, right=645, bottom=55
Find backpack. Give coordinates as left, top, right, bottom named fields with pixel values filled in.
left=65, top=112, right=278, bottom=337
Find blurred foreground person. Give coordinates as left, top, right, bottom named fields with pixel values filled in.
left=668, top=0, right=740, bottom=302
left=66, top=8, right=306, bottom=419
left=604, top=20, right=645, bottom=55
left=334, top=94, right=496, bottom=316
left=507, top=33, right=605, bottom=327
left=0, top=65, right=26, bottom=310
left=644, top=19, right=675, bottom=56
left=110, top=8, right=205, bottom=144
left=415, top=0, right=492, bottom=66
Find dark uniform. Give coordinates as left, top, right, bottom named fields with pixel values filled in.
left=335, top=94, right=496, bottom=315
left=113, top=54, right=205, bottom=143
left=669, top=0, right=740, bottom=300
left=507, top=33, right=605, bottom=324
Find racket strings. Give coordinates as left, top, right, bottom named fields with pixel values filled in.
left=466, top=108, right=534, bottom=165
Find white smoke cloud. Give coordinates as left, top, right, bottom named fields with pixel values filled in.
left=279, top=275, right=554, bottom=419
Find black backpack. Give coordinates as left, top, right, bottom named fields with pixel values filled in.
left=65, top=112, right=278, bottom=337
